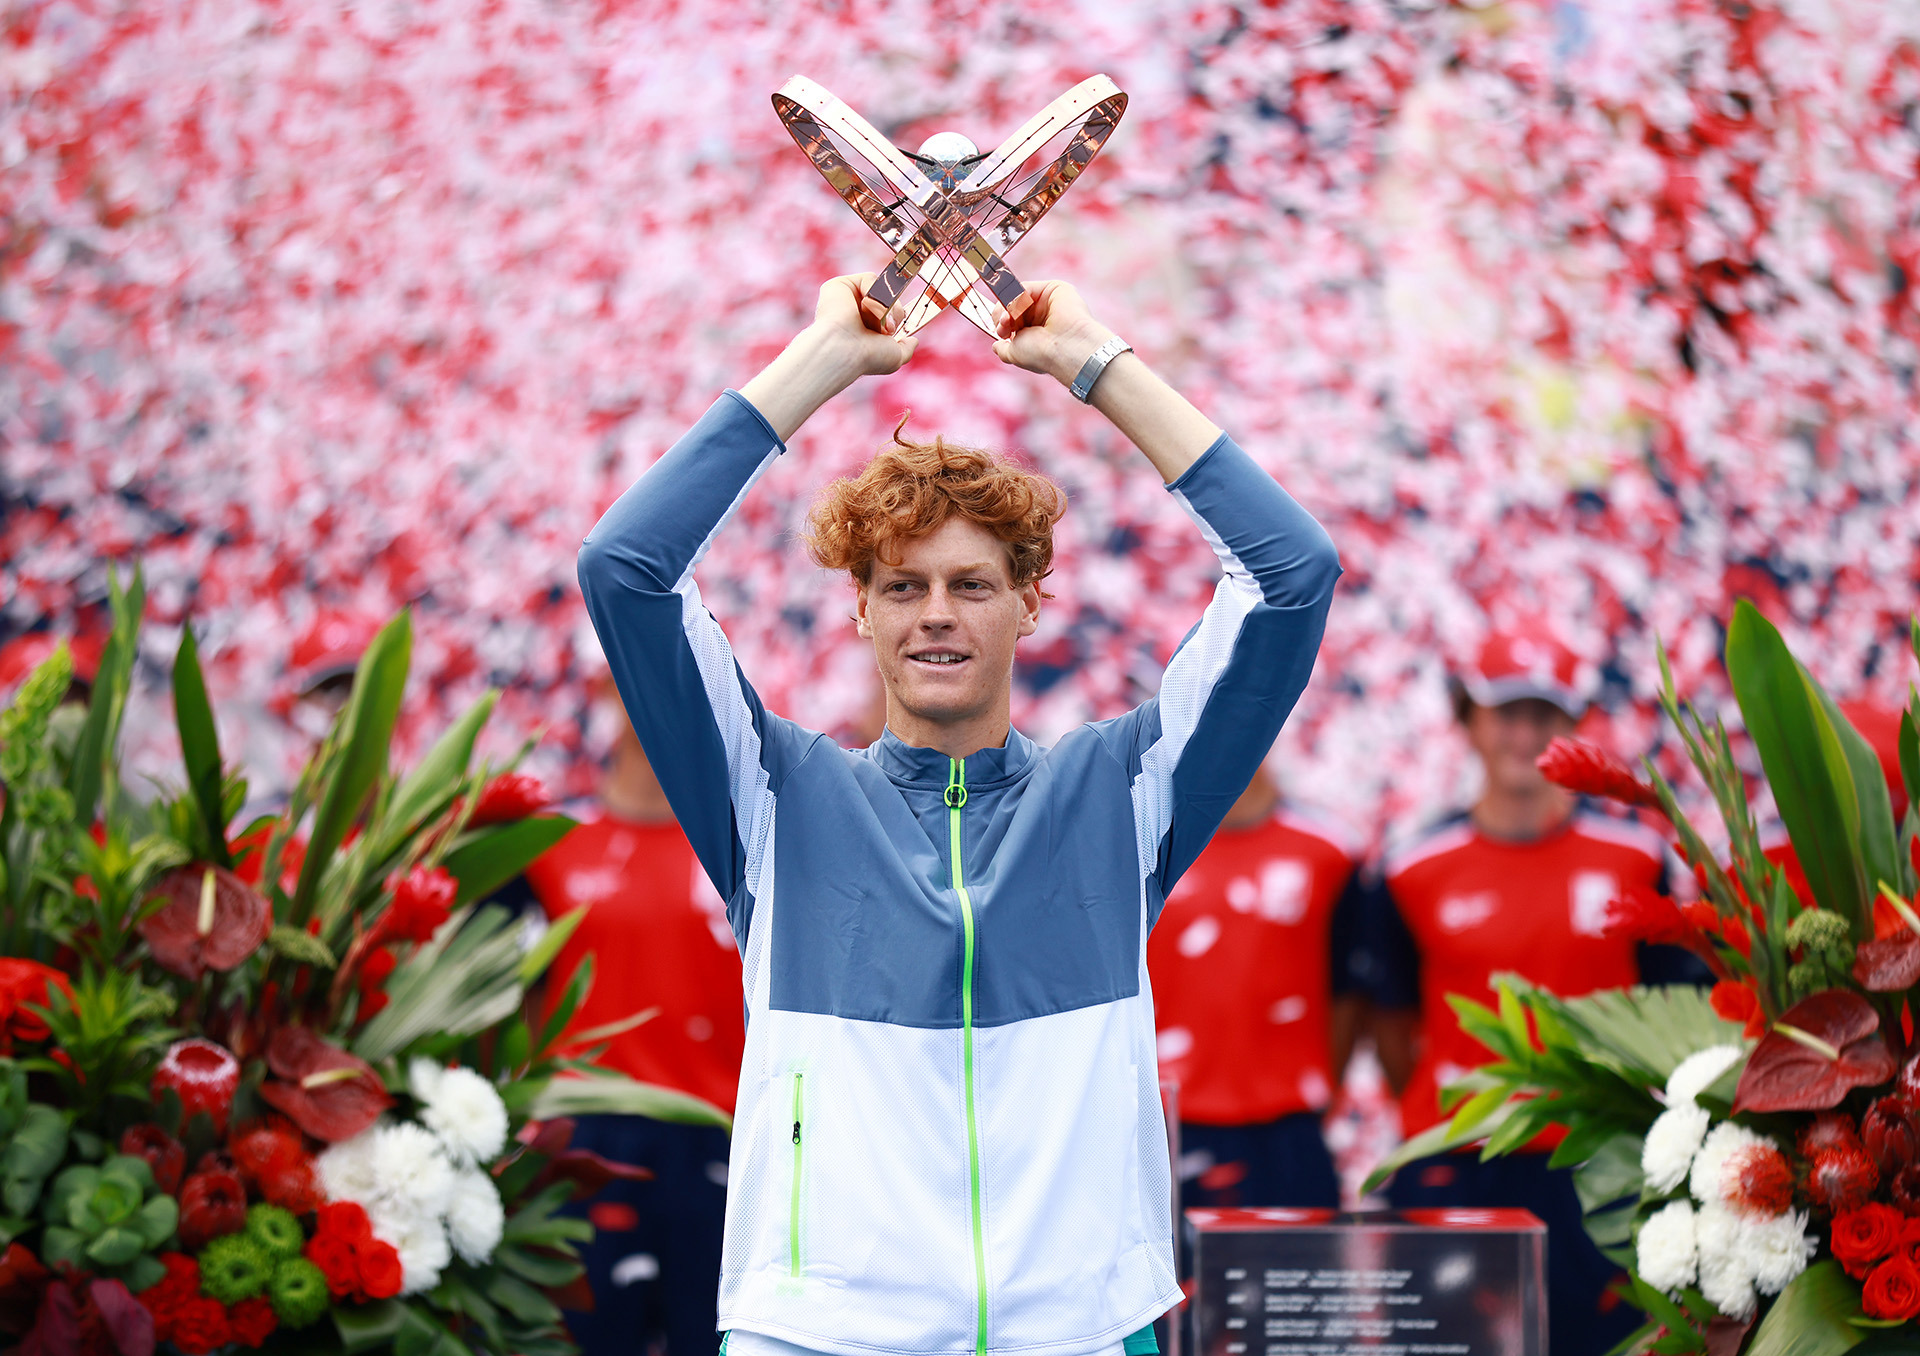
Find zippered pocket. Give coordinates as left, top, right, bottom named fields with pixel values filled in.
left=787, top=1070, right=804, bottom=1279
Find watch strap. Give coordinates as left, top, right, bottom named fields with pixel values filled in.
left=1068, top=335, right=1133, bottom=404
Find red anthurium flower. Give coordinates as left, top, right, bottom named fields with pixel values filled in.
left=256, top=1026, right=391, bottom=1142
left=0, top=959, right=73, bottom=1050
left=1857, top=886, right=1920, bottom=990
left=378, top=866, right=456, bottom=946
left=468, top=772, right=550, bottom=826
left=138, top=865, right=272, bottom=981
left=1734, top=990, right=1897, bottom=1114
left=119, top=1124, right=186, bottom=1196
left=177, top=1170, right=247, bottom=1250
left=533, top=1147, right=655, bottom=1200
left=152, top=1039, right=242, bottom=1135
left=1535, top=738, right=1660, bottom=808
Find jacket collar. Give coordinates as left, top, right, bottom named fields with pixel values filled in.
left=870, top=726, right=1038, bottom=789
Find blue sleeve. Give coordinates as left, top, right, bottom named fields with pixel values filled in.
left=577, top=391, right=818, bottom=946
left=1097, top=434, right=1341, bottom=908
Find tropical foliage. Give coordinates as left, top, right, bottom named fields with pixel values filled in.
left=1368, top=603, right=1920, bottom=1355
left=0, top=570, right=727, bottom=1355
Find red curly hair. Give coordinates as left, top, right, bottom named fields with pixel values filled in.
left=805, top=416, right=1066, bottom=591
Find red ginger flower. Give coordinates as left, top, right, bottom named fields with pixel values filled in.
left=152, top=1039, right=241, bottom=1135
left=0, top=958, right=72, bottom=1049
left=1709, top=980, right=1766, bottom=1038
left=469, top=772, right=550, bottom=826
left=1535, top=737, right=1660, bottom=808
left=1601, top=886, right=1687, bottom=944
left=1832, top=1204, right=1905, bottom=1278
left=1864, top=1255, right=1920, bottom=1321
left=379, top=865, right=456, bottom=946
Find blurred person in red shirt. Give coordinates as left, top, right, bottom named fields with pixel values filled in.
left=522, top=675, right=743, bottom=1356
left=1148, top=758, right=1363, bottom=1230
left=1351, top=626, right=1701, bottom=1356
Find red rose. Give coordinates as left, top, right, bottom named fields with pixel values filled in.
left=1832, top=1204, right=1906, bottom=1278
left=168, top=1295, right=233, bottom=1355
left=316, top=1200, right=373, bottom=1244
left=1864, top=1255, right=1920, bottom=1321
left=227, top=1296, right=278, bottom=1348
left=380, top=866, right=456, bottom=945
left=355, top=1237, right=404, bottom=1300
left=1900, top=1218, right=1920, bottom=1268
left=118, top=1123, right=186, bottom=1197
left=469, top=772, right=550, bottom=825
left=305, top=1233, right=361, bottom=1300
left=177, top=1170, right=248, bottom=1251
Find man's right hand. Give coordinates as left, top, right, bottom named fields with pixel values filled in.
left=740, top=274, right=917, bottom=442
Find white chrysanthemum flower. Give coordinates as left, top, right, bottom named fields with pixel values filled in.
left=317, top=1128, right=382, bottom=1203
left=445, top=1167, right=506, bottom=1264
left=1690, top=1121, right=1767, bottom=1205
left=372, top=1121, right=456, bottom=1217
left=1695, top=1202, right=1758, bottom=1320
left=408, top=1057, right=445, bottom=1106
left=417, top=1062, right=509, bottom=1167
left=1643, top=1104, right=1712, bottom=1192
left=1666, top=1045, right=1746, bottom=1107
left=369, top=1202, right=453, bottom=1295
left=1744, top=1209, right=1817, bottom=1295
left=1635, top=1200, right=1698, bottom=1294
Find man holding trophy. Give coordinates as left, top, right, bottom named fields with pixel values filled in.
left=578, top=267, right=1338, bottom=1356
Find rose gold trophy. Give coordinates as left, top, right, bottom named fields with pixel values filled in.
left=773, top=75, right=1128, bottom=337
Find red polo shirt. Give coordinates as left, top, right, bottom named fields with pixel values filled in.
left=1149, top=805, right=1360, bottom=1126
left=1374, top=808, right=1668, bottom=1140
left=524, top=811, right=745, bottom=1115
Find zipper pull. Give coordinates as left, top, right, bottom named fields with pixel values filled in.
left=792, top=1120, right=801, bottom=1145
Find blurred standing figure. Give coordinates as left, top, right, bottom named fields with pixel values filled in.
left=524, top=681, right=743, bottom=1356
left=1354, top=627, right=1678, bottom=1356
left=1149, top=762, right=1362, bottom=1223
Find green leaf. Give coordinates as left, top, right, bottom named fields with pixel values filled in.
left=376, top=690, right=499, bottom=862
left=484, top=1271, right=562, bottom=1326
left=527, top=1074, right=732, bottom=1129
left=67, top=566, right=142, bottom=824
left=1630, top=1276, right=1701, bottom=1349
left=1572, top=1134, right=1645, bottom=1214
left=268, top=925, right=338, bottom=969
left=443, top=817, right=575, bottom=908
left=1809, top=682, right=1903, bottom=916
left=290, top=611, right=413, bottom=927
left=1726, top=600, right=1867, bottom=925
left=1744, top=1260, right=1865, bottom=1356
left=519, top=902, right=588, bottom=986
left=172, top=625, right=232, bottom=867
left=1518, top=979, right=1748, bottom=1085
left=85, top=1225, right=145, bottom=1266
left=1444, top=1085, right=1513, bottom=1141
left=493, top=1243, right=585, bottom=1288
left=334, top=1299, right=411, bottom=1354
left=134, top=1193, right=178, bottom=1248
left=1362, top=1100, right=1520, bottom=1195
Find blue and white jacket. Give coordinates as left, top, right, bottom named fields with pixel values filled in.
left=578, top=391, right=1340, bottom=1356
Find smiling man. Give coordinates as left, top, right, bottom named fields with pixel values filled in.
left=577, top=273, right=1340, bottom=1356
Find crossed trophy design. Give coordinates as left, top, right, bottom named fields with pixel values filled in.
left=773, top=75, right=1128, bottom=338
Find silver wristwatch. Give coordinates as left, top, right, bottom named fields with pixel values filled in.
left=1068, top=334, right=1133, bottom=404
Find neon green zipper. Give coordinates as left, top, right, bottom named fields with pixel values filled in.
left=789, top=1070, right=804, bottom=1278
left=946, top=758, right=989, bottom=1356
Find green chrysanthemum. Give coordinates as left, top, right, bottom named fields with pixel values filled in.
left=245, top=1203, right=304, bottom=1260
left=269, top=1256, right=330, bottom=1329
left=199, top=1231, right=272, bottom=1304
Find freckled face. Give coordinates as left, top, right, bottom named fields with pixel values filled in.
left=856, top=516, right=1040, bottom=738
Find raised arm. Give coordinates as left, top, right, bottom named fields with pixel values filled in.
left=997, top=283, right=1343, bottom=902
left=577, top=276, right=911, bottom=933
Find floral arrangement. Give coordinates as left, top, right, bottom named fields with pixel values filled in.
left=1369, top=601, right=1920, bottom=1355
left=0, top=572, right=726, bottom=1355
